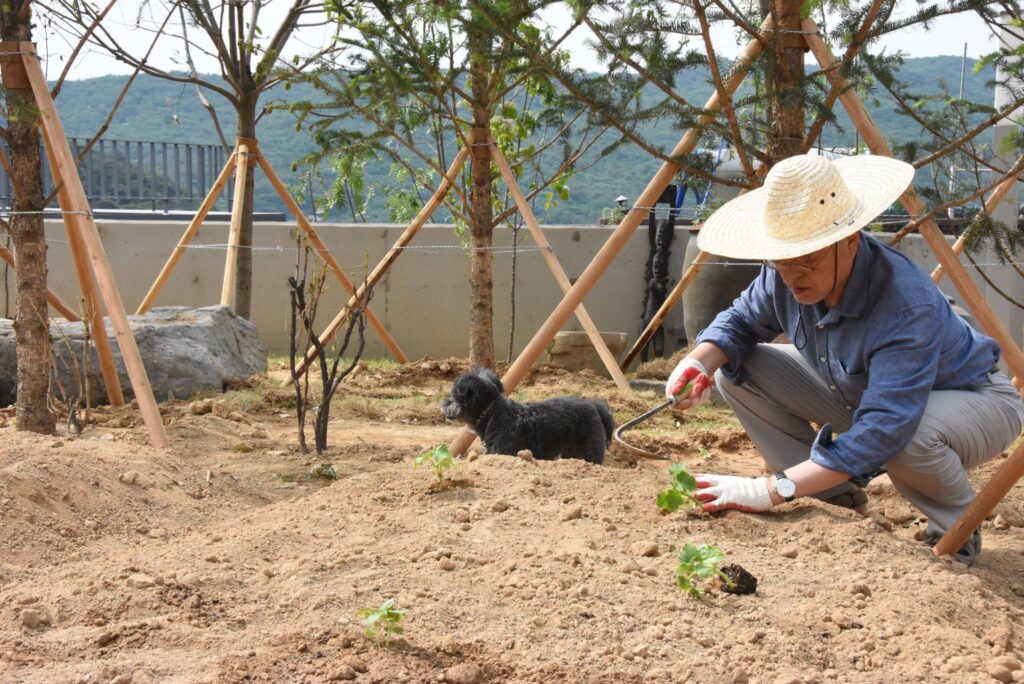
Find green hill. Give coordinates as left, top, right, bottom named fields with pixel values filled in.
left=51, top=55, right=997, bottom=224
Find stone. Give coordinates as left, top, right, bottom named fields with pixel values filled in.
left=633, top=542, right=660, bottom=558
left=561, top=506, right=583, bottom=522
left=119, top=471, right=140, bottom=485
left=993, top=503, right=1024, bottom=528
left=491, top=500, right=510, bottom=513
left=328, top=666, right=357, bottom=681
left=989, top=665, right=1014, bottom=683
left=545, top=331, right=628, bottom=376
left=883, top=502, right=917, bottom=524
left=444, top=663, right=483, bottom=684
left=0, top=306, right=267, bottom=406
left=20, top=609, right=42, bottom=628
left=128, top=573, right=156, bottom=589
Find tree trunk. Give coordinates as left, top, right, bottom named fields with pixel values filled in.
left=232, top=90, right=257, bottom=320
left=1, top=14, right=55, bottom=433
left=467, top=35, right=494, bottom=369
left=765, top=0, right=805, bottom=163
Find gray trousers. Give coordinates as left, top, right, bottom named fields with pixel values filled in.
left=716, top=344, right=1024, bottom=538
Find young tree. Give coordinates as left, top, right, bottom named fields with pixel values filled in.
left=0, top=3, right=53, bottom=432
left=53, top=0, right=346, bottom=319
left=289, top=0, right=622, bottom=367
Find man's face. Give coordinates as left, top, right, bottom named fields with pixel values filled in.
left=767, top=243, right=840, bottom=306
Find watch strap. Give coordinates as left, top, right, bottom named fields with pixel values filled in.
left=774, top=471, right=796, bottom=502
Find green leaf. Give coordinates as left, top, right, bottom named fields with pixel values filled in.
left=656, top=488, right=684, bottom=512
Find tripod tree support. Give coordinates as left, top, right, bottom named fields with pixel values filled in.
left=447, top=17, right=773, bottom=457
left=21, top=42, right=167, bottom=447
left=295, top=146, right=471, bottom=375
left=485, top=132, right=630, bottom=391
left=220, top=144, right=250, bottom=307
left=136, top=138, right=408, bottom=363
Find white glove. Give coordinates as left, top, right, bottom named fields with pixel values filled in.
left=665, top=357, right=712, bottom=409
left=695, top=474, right=773, bottom=513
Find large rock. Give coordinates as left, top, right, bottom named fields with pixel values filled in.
left=0, top=305, right=267, bottom=406
left=545, top=331, right=628, bottom=377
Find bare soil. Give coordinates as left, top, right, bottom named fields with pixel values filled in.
left=2, top=359, right=1024, bottom=684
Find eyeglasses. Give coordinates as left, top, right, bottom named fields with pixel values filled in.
left=763, top=244, right=834, bottom=276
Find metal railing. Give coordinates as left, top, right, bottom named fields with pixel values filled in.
left=0, top=138, right=232, bottom=212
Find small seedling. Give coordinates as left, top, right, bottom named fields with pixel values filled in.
left=309, top=463, right=338, bottom=480
left=356, top=598, right=406, bottom=647
left=675, top=542, right=736, bottom=597
left=656, top=463, right=701, bottom=513
left=699, top=446, right=714, bottom=462
left=415, top=445, right=454, bottom=489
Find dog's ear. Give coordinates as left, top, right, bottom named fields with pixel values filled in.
left=473, top=367, right=504, bottom=395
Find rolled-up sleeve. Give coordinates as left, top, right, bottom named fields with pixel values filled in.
left=695, top=268, right=783, bottom=386
left=810, top=303, right=942, bottom=476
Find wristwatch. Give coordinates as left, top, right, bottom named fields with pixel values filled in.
left=774, top=471, right=797, bottom=502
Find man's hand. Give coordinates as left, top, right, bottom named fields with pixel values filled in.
left=665, top=358, right=712, bottom=410
left=695, top=474, right=773, bottom=513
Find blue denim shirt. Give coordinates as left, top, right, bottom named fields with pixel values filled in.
left=696, top=233, right=1002, bottom=477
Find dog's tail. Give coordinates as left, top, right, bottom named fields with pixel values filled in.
left=594, top=399, right=615, bottom=445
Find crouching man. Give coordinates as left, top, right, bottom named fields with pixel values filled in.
left=667, top=153, right=1024, bottom=566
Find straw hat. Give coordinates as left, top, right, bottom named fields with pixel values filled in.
left=696, top=153, right=915, bottom=260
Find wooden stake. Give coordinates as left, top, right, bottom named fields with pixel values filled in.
left=804, top=19, right=1024, bottom=384
left=620, top=249, right=710, bottom=369
left=931, top=172, right=1018, bottom=284
left=36, top=107, right=124, bottom=406
left=220, top=145, right=249, bottom=309
left=256, top=150, right=409, bottom=363
left=448, top=19, right=773, bottom=455
left=136, top=152, right=236, bottom=314
left=296, top=146, right=471, bottom=375
left=0, top=245, right=81, bottom=321
left=933, top=439, right=1024, bottom=556
left=24, top=43, right=168, bottom=447
left=804, top=20, right=1024, bottom=558
left=486, top=135, right=631, bottom=391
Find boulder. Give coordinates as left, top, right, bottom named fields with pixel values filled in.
left=0, top=305, right=266, bottom=405
left=546, top=331, right=628, bottom=376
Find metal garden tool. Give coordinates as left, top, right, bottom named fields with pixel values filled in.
left=613, top=398, right=674, bottom=460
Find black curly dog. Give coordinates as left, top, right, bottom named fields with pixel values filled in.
left=441, top=368, right=614, bottom=465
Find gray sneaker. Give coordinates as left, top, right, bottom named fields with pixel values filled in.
left=924, top=529, right=982, bottom=567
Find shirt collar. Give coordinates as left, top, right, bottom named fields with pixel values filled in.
left=821, top=232, right=872, bottom=324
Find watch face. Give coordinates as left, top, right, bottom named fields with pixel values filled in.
left=776, top=476, right=797, bottom=499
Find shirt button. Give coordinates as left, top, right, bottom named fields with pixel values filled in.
left=830, top=385, right=837, bottom=391
left=816, top=324, right=824, bottom=330
left=846, top=405, right=853, bottom=410
left=819, top=356, right=827, bottom=363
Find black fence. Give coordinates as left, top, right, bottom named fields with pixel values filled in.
left=2, top=138, right=234, bottom=212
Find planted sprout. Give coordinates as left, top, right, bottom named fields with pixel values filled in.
left=656, top=463, right=701, bottom=513
left=415, top=445, right=454, bottom=489
left=356, top=598, right=407, bottom=647
left=675, top=542, right=736, bottom=598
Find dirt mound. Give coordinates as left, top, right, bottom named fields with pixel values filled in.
left=1, top=364, right=1023, bottom=683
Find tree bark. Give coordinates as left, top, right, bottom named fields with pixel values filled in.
left=1, top=12, right=56, bottom=433
left=467, top=33, right=494, bottom=369
left=766, top=0, right=805, bottom=163
left=232, top=88, right=257, bottom=320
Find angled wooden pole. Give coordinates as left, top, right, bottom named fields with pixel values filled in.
left=804, top=19, right=1024, bottom=557
left=932, top=172, right=1019, bottom=283
left=804, top=18, right=1024, bottom=383
left=220, top=144, right=250, bottom=308
left=0, top=245, right=81, bottom=321
left=296, top=146, right=471, bottom=375
left=255, top=147, right=409, bottom=363
left=24, top=43, right=168, bottom=447
left=21, top=54, right=123, bottom=406
left=621, top=248, right=710, bottom=369
left=486, top=134, right=630, bottom=391
left=448, top=19, right=773, bottom=455
left=136, top=151, right=237, bottom=314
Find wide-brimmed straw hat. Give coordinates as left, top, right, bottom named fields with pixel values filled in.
left=696, top=153, right=915, bottom=260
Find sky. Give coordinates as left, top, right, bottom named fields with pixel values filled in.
left=38, top=1, right=1005, bottom=83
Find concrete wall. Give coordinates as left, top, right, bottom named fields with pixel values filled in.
left=3, top=221, right=1021, bottom=369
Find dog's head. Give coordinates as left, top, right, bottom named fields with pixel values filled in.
left=440, top=368, right=504, bottom=427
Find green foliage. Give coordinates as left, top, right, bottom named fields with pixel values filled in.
left=656, top=463, right=700, bottom=513
left=415, top=445, right=455, bottom=489
left=356, top=598, right=407, bottom=647
left=675, top=542, right=735, bottom=598
left=309, top=463, right=338, bottom=480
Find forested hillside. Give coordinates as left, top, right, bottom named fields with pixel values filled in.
left=52, top=55, right=995, bottom=224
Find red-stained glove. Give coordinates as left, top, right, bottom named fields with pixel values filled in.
left=695, top=474, right=773, bottom=513
left=665, top=358, right=712, bottom=409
